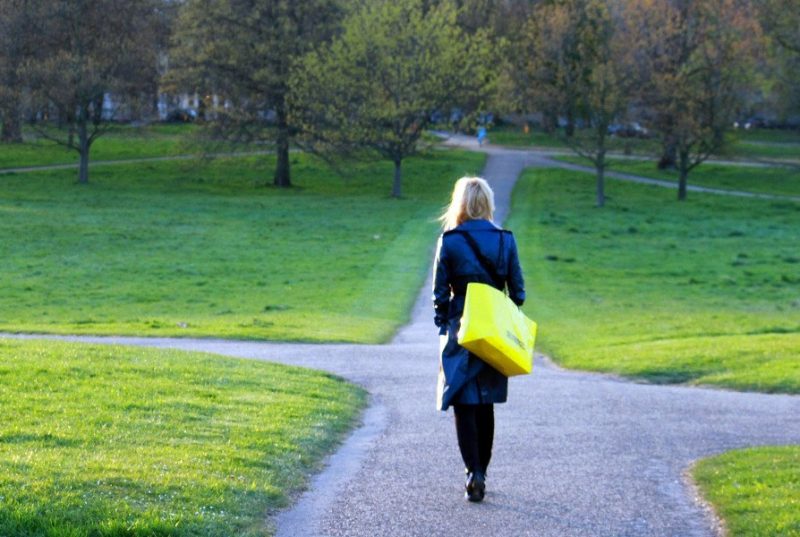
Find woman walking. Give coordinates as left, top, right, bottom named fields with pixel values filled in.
left=433, top=176, right=526, bottom=502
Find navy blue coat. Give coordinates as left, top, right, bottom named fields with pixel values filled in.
left=432, top=219, right=525, bottom=411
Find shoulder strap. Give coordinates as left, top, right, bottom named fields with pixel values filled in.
left=452, top=230, right=506, bottom=289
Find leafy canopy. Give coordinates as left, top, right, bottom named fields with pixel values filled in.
left=290, top=0, right=495, bottom=196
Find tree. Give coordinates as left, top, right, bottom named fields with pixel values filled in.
left=23, top=0, right=161, bottom=184
left=513, top=0, right=584, bottom=136
left=515, top=0, right=634, bottom=207
left=453, top=0, right=531, bottom=38
left=759, top=0, right=800, bottom=123
left=567, top=0, right=636, bottom=208
left=761, top=0, right=800, bottom=53
left=289, top=0, right=495, bottom=198
left=631, top=0, right=762, bottom=200
left=167, top=0, right=344, bottom=188
left=0, top=0, right=34, bottom=143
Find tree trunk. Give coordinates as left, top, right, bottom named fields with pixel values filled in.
left=677, top=149, right=689, bottom=201
left=1, top=95, right=23, bottom=143
left=565, top=107, right=575, bottom=138
left=543, top=110, right=557, bottom=133
left=713, top=125, right=724, bottom=150
left=658, top=138, right=677, bottom=170
left=595, top=142, right=606, bottom=208
left=596, top=165, right=605, bottom=208
left=78, top=118, right=90, bottom=184
left=392, top=158, right=402, bottom=198
left=273, top=104, right=291, bottom=188
left=1, top=114, right=22, bottom=143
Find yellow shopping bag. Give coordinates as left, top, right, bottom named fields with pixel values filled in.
left=457, top=282, right=537, bottom=376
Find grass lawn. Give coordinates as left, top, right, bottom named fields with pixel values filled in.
left=730, top=141, right=800, bottom=161
left=0, top=124, right=272, bottom=170
left=509, top=168, right=800, bottom=393
left=486, top=125, right=568, bottom=149
left=0, top=150, right=484, bottom=342
left=489, top=124, right=800, bottom=162
left=734, top=129, right=800, bottom=144
left=556, top=156, right=800, bottom=198
left=0, top=338, right=366, bottom=536
left=722, top=129, right=800, bottom=162
left=0, top=125, right=207, bottom=169
left=487, top=124, right=667, bottom=155
left=693, top=446, right=800, bottom=536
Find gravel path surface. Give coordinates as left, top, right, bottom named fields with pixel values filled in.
left=4, top=142, right=799, bottom=536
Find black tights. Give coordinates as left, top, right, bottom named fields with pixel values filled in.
left=453, top=404, right=494, bottom=474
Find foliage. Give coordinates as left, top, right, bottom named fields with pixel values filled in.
left=18, top=0, right=162, bottom=183
left=453, top=0, right=530, bottom=38
left=759, top=0, right=800, bottom=122
left=0, top=149, right=485, bottom=342
left=511, top=0, right=579, bottom=135
left=0, top=0, right=34, bottom=142
left=20, top=0, right=162, bottom=184
left=694, top=446, right=800, bottom=537
left=629, top=0, right=764, bottom=200
left=761, top=0, right=800, bottom=54
left=515, top=0, right=636, bottom=207
left=0, top=338, right=366, bottom=536
left=509, top=167, right=800, bottom=394
left=289, top=0, right=495, bottom=197
left=167, top=0, right=344, bottom=188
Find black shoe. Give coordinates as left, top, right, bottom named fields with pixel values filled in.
left=465, top=471, right=486, bottom=502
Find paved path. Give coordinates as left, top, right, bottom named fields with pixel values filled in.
left=440, top=133, right=800, bottom=202
left=5, top=145, right=800, bottom=536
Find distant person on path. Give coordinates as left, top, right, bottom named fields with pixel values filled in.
left=432, top=177, right=526, bottom=502
left=477, top=126, right=488, bottom=146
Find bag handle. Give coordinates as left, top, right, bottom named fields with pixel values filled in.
left=453, top=230, right=507, bottom=292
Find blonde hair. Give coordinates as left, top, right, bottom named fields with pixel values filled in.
left=440, top=176, right=495, bottom=230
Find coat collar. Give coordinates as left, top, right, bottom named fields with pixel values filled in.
left=455, top=218, right=501, bottom=231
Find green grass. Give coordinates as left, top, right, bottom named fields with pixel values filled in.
left=694, top=446, right=800, bottom=536
left=0, top=125, right=204, bottom=169
left=0, top=124, right=272, bottom=170
left=557, top=156, right=800, bottom=198
left=485, top=125, right=568, bottom=149
left=731, top=142, right=800, bottom=161
left=509, top=167, right=800, bottom=393
left=489, top=124, right=800, bottom=161
left=0, top=150, right=484, bottom=342
left=487, top=124, right=667, bottom=155
left=722, top=129, right=800, bottom=161
left=734, top=129, right=800, bottom=144
left=0, top=338, right=366, bottom=536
